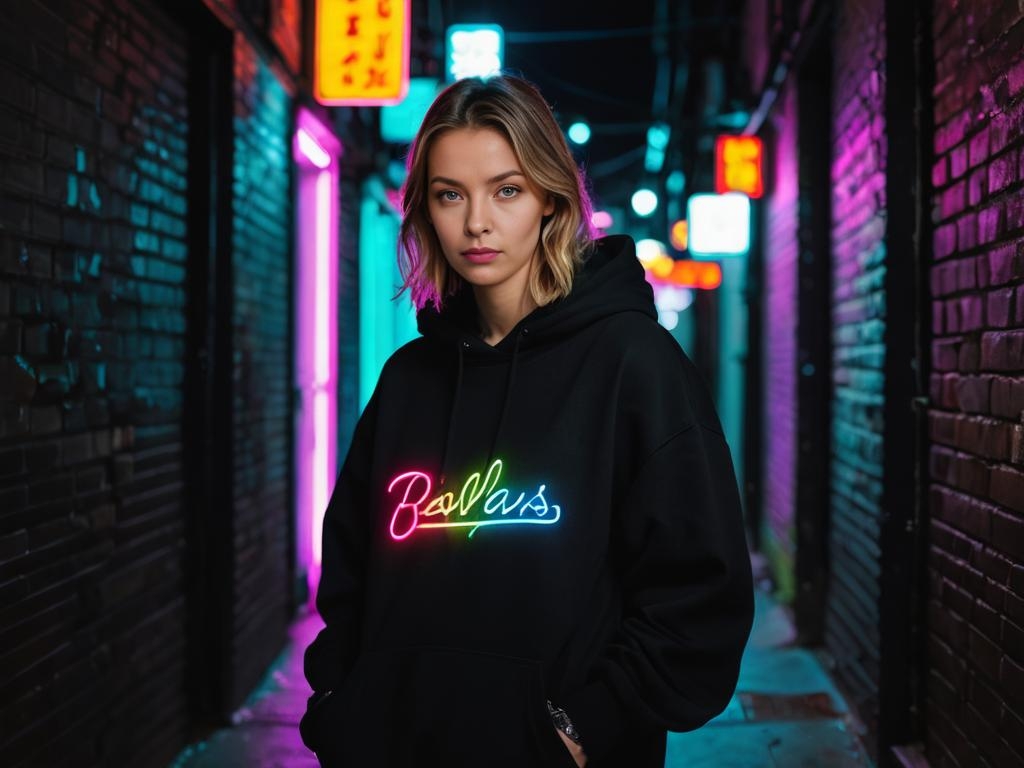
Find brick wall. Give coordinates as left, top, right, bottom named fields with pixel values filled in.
left=926, top=1, right=1024, bottom=765
left=228, top=31, right=293, bottom=708
left=762, top=82, right=799, bottom=602
left=0, top=0, right=191, bottom=765
left=826, top=0, right=887, bottom=741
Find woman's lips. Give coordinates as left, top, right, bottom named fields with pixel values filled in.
left=462, top=249, right=499, bottom=264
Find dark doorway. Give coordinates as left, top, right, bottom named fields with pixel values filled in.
left=180, top=0, right=235, bottom=728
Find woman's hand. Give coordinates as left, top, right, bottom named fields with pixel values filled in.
left=555, top=728, right=588, bottom=767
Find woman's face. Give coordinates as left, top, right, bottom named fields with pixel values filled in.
left=426, top=127, right=555, bottom=301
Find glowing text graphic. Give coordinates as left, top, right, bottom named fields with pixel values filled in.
left=386, top=459, right=561, bottom=540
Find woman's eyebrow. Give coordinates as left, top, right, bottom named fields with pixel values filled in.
left=429, top=170, right=525, bottom=186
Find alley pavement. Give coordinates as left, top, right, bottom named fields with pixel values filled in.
left=169, top=562, right=875, bottom=768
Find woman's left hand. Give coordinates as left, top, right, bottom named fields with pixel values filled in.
left=555, top=728, right=588, bottom=767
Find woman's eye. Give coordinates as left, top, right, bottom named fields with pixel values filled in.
left=498, top=186, right=519, bottom=198
left=438, top=190, right=460, bottom=202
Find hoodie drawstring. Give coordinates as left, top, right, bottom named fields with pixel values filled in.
left=439, top=340, right=466, bottom=488
left=486, top=328, right=524, bottom=470
left=439, top=328, right=525, bottom=488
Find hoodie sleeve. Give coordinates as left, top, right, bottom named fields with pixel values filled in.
left=303, top=387, right=380, bottom=699
left=558, top=347, right=755, bottom=760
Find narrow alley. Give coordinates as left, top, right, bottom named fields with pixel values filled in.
left=2, top=0, right=1022, bottom=767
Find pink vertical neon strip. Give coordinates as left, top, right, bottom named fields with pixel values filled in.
left=294, top=108, right=341, bottom=605
left=312, top=169, right=332, bottom=564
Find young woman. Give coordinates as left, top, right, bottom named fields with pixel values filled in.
left=300, top=73, right=754, bottom=768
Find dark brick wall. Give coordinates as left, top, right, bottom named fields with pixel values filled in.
left=228, top=31, right=293, bottom=708
left=762, top=82, right=799, bottom=602
left=0, top=0, right=191, bottom=765
left=926, top=1, right=1024, bottom=765
left=826, top=0, right=887, bottom=740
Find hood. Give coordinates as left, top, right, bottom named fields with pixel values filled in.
left=413, top=234, right=657, bottom=488
left=416, top=234, right=657, bottom=356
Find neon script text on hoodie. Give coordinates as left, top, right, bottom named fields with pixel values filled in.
left=386, top=458, right=561, bottom=540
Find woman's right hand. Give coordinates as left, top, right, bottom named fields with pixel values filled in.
left=555, top=728, right=588, bottom=767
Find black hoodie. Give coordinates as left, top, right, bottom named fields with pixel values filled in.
left=301, top=234, right=754, bottom=768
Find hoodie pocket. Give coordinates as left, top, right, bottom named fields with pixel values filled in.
left=311, top=645, right=579, bottom=768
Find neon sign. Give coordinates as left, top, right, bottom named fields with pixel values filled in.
left=715, top=135, right=764, bottom=198
left=386, top=459, right=561, bottom=540
left=315, top=0, right=411, bottom=105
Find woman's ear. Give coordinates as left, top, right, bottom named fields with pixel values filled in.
left=543, top=195, right=555, bottom=217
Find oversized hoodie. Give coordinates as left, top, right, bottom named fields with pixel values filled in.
left=300, top=234, right=754, bottom=768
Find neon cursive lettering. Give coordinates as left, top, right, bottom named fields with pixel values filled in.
left=386, top=459, right=562, bottom=540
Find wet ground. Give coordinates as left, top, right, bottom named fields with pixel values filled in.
left=170, top=567, right=875, bottom=768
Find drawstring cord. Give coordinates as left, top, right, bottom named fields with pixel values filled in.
left=486, top=328, right=524, bottom=470
left=438, top=339, right=466, bottom=488
left=438, top=327, right=526, bottom=488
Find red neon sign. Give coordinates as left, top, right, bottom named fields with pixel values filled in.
left=715, top=135, right=763, bottom=198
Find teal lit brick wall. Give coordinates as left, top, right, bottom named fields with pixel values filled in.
left=228, top=33, right=293, bottom=709
left=0, top=1, right=191, bottom=765
left=926, top=1, right=1024, bottom=765
left=826, top=0, right=887, bottom=742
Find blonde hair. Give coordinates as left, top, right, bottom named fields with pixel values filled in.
left=398, top=73, right=595, bottom=311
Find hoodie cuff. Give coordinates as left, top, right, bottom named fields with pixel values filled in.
left=558, top=680, right=634, bottom=760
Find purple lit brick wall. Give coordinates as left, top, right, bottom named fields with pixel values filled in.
left=0, top=1, right=191, bottom=765
left=762, top=83, right=799, bottom=600
left=826, top=0, right=887, bottom=739
left=926, top=1, right=1024, bottom=765
left=228, top=33, right=293, bottom=708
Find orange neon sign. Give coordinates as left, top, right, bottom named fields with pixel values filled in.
left=315, top=0, right=410, bottom=105
left=715, top=135, right=763, bottom=198
left=645, top=256, right=722, bottom=290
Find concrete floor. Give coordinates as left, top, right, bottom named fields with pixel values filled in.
left=170, top=574, right=875, bottom=768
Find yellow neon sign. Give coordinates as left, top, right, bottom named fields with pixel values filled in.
left=315, top=0, right=410, bottom=105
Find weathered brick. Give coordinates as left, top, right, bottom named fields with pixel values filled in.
left=941, top=180, right=966, bottom=220
left=986, top=287, right=1015, bottom=328
left=959, top=295, right=984, bottom=331
left=968, top=165, right=987, bottom=206
left=954, top=375, right=991, bottom=413
left=1000, top=654, right=1024, bottom=707
left=958, top=337, right=980, bottom=372
left=991, top=376, right=1024, bottom=419
left=972, top=598, right=1002, bottom=642
left=991, top=467, right=1024, bottom=515
left=977, top=203, right=1003, bottom=245
left=957, top=212, right=978, bottom=251
left=980, top=330, right=1024, bottom=371
left=1004, top=617, right=1024, bottom=663
left=968, top=625, right=1002, bottom=680
left=987, top=151, right=1017, bottom=195
left=969, top=127, right=990, bottom=168
left=933, top=337, right=963, bottom=371
left=950, top=143, right=969, bottom=179
left=935, top=222, right=958, bottom=258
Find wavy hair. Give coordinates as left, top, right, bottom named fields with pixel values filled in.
left=398, top=73, right=595, bottom=311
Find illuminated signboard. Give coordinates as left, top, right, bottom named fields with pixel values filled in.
left=446, top=24, right=504, bottom=81
left=687, top=192, right=751, bottom=258
left=381, top=78, right=441, bottom=143
left=715, top=135, right=764, bottom=198
left=636, top=238, right=722, bottom=289
left=315, top=0, right=410, bottom=105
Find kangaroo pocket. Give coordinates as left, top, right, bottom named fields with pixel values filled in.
left=313, top=646, right=579, bottom=768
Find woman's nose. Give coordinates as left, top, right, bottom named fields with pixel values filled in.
left=465, top=200, right=491, bottom=236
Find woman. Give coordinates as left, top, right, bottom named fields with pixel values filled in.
left=300, top=73, right=754, bottom=768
